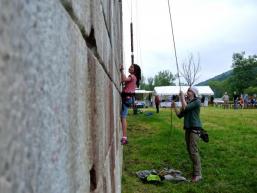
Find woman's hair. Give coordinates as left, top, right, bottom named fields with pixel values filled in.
left=133, top=64, right=141, bottom=88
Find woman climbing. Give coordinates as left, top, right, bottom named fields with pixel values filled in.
left=120, top=63, right=141, bottom=145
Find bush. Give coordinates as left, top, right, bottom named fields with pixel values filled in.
left=244, top=86, right=257, bottom=95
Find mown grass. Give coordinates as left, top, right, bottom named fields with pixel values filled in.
left=121, top=107, right=257, bottom=193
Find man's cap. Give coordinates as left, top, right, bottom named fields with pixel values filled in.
left=189, top=86, right=199, bottom=97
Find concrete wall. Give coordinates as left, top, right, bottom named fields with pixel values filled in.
left=0, top=0, right=123, bottom=193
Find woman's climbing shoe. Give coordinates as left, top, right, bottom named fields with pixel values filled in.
left=121, top=137, right=128, bottom=145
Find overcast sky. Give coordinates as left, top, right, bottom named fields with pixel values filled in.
left=122, top=0, right=257, bottom=85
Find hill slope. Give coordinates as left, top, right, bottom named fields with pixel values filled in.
left=197, top=70, right=232, bottom=86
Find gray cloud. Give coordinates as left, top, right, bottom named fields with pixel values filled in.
left=122, top=0, right=257, bottom=84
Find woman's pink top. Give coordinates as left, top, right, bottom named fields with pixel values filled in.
left=122, top=74, right=137, bottom=93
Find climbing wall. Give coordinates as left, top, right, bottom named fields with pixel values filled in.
left=0, top=0, right=123, bottom=193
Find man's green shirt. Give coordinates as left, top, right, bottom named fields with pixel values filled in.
left=178, top=98, right=202, bottom=129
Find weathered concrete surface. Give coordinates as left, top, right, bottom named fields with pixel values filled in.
left=0, top=0, right=123, bottom=192
left=60, top=0, right=91, bottom=36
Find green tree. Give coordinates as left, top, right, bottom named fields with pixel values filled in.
left=153, top=70, right=176, bottom=86
left=147, top=77, right=154, bottom=90
left=139, top=75, right=147, bottom=90
left=232, top=52, right=257, bottom=93
left=244, top=86, right=257, bottom=95
left=209, top=78, right=235, bottom=98
left=138, top=75, right=154, bottom=91
left=209, top=80, right=225, bottom=97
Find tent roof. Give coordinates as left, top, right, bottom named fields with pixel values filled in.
left=135, top=89, right=153, bottom=94
left=154, top=86, right=214, bottom=96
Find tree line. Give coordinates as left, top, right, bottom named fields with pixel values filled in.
left=140, top=70, right=176, bottom=91
left=209, top=52, right=257, bottom=97
left=140, top=52, right=257, bottom=98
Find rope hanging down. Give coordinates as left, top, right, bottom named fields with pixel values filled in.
left=167, top=0, right=181, bottom=90
left=167, top=0, right=180, bottom=166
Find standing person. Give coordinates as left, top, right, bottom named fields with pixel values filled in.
left=252, top=94, right=257, bottom=107
left=120, top=64, right=141, bottom=145
left=222, top=92, right=229, bottom=109
left=155, top=95, right=160, bottom=113
left=239, top=94, right=244, bottom=109
left=233, top=91, right=239, bottom=109
left=201, top=96, right=205, bottom=106
left=210, top=96, right=214, bottom=106
left=204, top=96, right=209, bottom=107
left=172, top=86, right=203, bottom=182
left=244, top=94, right=249, bottom=108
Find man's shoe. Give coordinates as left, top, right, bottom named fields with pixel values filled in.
left=191, top=175, right=202, bottom=183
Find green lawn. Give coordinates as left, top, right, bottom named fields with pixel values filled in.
left=122, top=107, right=257, bottom=193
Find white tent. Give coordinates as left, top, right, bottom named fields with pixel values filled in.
left=153, top=86, right=214, bottom=107
left=135, top=89, right=153, bottom=107
left=135, top=89, right=153, bottom=94
left=154, top=86, right=214, bottom=96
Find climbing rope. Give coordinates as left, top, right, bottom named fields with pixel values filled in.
left=167, top=0, right=181, bottom=165
left=167, top=0, right=181, bottom=90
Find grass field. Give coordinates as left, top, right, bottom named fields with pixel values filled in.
left=121, top=107, right=257, bottom=193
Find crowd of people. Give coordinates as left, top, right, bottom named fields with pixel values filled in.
left=223, top=92, right=257, bottom=109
